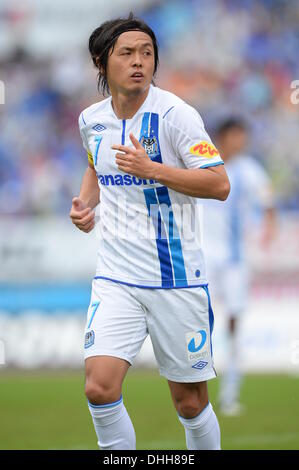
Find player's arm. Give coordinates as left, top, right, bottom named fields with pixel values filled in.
left=72, top=113, right=101, bottom=232
left=70, top=161, right=100, bottom=233
left=113, top=134, right=230, bottom=200
left=255, top=176, right=276, bottom=248
left=260, top=206, right=276, bottom=247
left=149, top=161, right=229, bottom=200
left=79, top=162, right=100, bottom=209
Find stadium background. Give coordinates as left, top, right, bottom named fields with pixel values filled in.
left=0, top=0, right=299, bottom=449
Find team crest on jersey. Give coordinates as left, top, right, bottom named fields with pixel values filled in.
left=92, top=123, right=106, bottom=132
left=189, top=141, right=219, bottom=158
left=140, top=136, right=159, bottom=158
left=84, top=330, right=95, bottom=349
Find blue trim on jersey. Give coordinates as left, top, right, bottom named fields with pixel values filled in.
left=200, top=161, right=224, bottom=169
left=94, top=136, right=103, bottom=166
left=144, top=188, right=174, bottom=287
left=162, top=106, right=174, bottom=119
left=88, top=395, right=123, bottom=409
left=87, top=301, right=100, bottom=329
left=81, top=112, right=86, bottom=125
left=140, top=112, right=150, bottom=140
left=94, top=276, right=208, bottom=290
left=121, top=120, right=126, bottom=145
left=149, top=113, right=162, bottom=163
left=140, top=113, right=173, bottom=287
left=139, top=112, right=162, bottom=163
left=156, top=186, right=187, bottom=287
left=140, top=113, right=186, bottom=287
left=202, top=285, right=214, bottom=357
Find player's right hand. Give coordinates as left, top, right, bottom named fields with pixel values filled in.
left=70, top=197, right=95, bottom=233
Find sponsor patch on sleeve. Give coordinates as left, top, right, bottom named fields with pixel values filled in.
left=189, top=141, right=219, bottom=158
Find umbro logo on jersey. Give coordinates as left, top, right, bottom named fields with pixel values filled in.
left=92, top=123, right=106, bottom=132
left=192, top=360, right=208, bottom=370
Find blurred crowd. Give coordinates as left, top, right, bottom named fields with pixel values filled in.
left=0, top=0, right=299, bottom=215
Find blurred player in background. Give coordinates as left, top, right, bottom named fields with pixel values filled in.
left=203, top=118, right=275, bottom=416
left=69, top=14, right=230, bottom=450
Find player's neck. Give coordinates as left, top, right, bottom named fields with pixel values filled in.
left=111, top=86, right=150, bottom=120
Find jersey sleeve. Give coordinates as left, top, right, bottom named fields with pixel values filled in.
left=78, top=112, right=94, bottom=166
left=166, top=103, right=224, bottom=169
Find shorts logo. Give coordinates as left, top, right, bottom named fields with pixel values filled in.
left=84, top=330, right=95, bottom=349
left=189, top=141, right=219, bottom=158
left=187, top=330, right=207, bottom=353
left=140, top=136, right=159, bottom=158
left=92, top=123, right=106, bottom=132
left=192, top=360, right=208, bottom=370
left=186, top=329, right=209, bottom=362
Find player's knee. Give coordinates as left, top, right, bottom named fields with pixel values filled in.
left=85, top=381, right=121, bottom=405
left=176, top=397, right=209, bottom=419
left=178, top=403, right=202, bottom=419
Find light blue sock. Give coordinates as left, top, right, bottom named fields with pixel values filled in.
left=178, top=402, right=221, bottom=450
left=88, top=395, right=136, bottom=450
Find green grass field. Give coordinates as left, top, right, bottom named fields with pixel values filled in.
left=0, top=369, right=298, bottom=450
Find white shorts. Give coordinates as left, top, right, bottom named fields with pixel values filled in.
left=84, top=279, right=217, bottom=383
left=208, top=263, right=249, bottom=317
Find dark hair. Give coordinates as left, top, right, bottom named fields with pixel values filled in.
left=88, top=12, right=159, bottom=96
left=216, top=117, right=248, bottom=137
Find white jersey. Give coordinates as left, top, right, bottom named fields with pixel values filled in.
left=203, top=153, right=273, bottom=269
left=79, top=85, right=223, bottom=288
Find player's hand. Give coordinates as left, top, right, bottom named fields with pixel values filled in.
left=70, top=197, right=95, bottom=233
left=112, top=133, right=158, bottom=179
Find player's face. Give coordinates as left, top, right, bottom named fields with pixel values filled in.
left=106, top=31, right=155, bottom=95
left=220, top=128, right=248, bottom=159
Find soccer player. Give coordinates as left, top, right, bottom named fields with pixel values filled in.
left=70, top=14, right=230, bottom=450
left=203, top=118, right=275, bottom=415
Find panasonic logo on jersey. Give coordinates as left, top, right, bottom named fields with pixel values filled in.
left=98, top=174, right=158, bottom=186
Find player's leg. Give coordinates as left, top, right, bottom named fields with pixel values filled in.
left=168, top=380, right=220, bottom=450
left=84, top=279, right=148, bottom=450
left=85, top=356, right=135, bottom=450
left=218, top=264, right=248, bottom=414
left=140, top=284, right=220, bottom=450
left=218, top=314, right=243, bottom=414
left=167, top=380, right=209, bottom=418
left=85, top=356, right=129, bottom=405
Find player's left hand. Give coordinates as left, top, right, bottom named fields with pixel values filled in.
left=112, top=133, right=157, bottom=179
